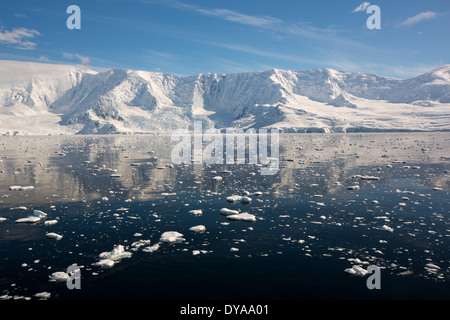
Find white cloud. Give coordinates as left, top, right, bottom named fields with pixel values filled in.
left=353, top=2, right=370, bottom=13
left=63, top=52, right=91, bottom=64
left=196, top=8, right=281, bottom=27
left=399, top=11, right=438, bottom=27
left=0, top=27, right=40, bottom=50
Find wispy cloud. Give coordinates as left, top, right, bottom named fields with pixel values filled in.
left=398, top=11, right=438, bottom=27
left=196, top=8, right=281, bottom=27
left=0, top=27, right=40, bottom=50
left=139, top=0, right=334, bottom=39
left=207, top=42, right=324, bottom=66
left=353, top=2, right=370, bottom=13
left=62, top=52, right=91, bottom=64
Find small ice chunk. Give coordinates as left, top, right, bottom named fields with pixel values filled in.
left=344, top=265, right=368, bottom=277
left=425, top=263, right=440, bottom=270
left=226, top=195, right=252, bottom=204
left=33, top=292, right=51, bottom=299
left=380, top=225, right=394, bottom=233
left=44, top=220, right=58, bottom=226
left=10, top=206, right=27, bottom=210
left=15, top=210, right=47, bottom=224
left=220, top=208, right=240, bottom=216
left=9, top=186, right=34, bottom=191
left=46, top=233, right=63, bottom=240
left=360, top=176, right=380, bottom=181
left=212, top=176, right=222, bottom=181
left=432, top=187, right=443, bottom=191
left=346, top=185, right=360, bottom=190
left=99, top=245, right=132, bottom=261
left=230, top=247, right=239, bottom=252
left=226, top=212, right=256, bottom=222
left=49, top=271, right=69, bottom=282
left=192, top=250, right=209, bottom=256
left=93, top=259, right=115, bottom=268
left=226, top=195, right=242, bottom=203
left=240, top=196, right=252, bottom=204
left=189, top=225, right=206, bottom=233
left=142, top=243, right=160, bottom=253
left=189, top=209, right=203, bottom=216
left=0, top=217, right=6, bottom=222
left=159, top=231, right=185, bottom=243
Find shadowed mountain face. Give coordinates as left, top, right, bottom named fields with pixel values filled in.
left=0, top=60, right=449, bottom=134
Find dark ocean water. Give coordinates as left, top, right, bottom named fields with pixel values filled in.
left=0, top=133, right=448, bottom=301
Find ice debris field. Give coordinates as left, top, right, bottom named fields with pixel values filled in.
left=0, top=132, right=449, bottom=300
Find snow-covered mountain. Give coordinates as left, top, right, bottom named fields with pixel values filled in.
left=0, top=60, right=449, bottom=134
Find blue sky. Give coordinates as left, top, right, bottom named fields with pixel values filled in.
left=0, top=0, right=449, bottom=78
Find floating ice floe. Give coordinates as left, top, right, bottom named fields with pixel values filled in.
left=192, top=250, right=209, bottom=256
left=10, top=206, right=27, bottom=210
left=220, top=208, right=240, bottom=216
left=226, top=212, right=256, bottom=222
left=44, top=220, right=58, bottom=226
left=93, top=259, right=115, bottom=268
left=0, top=217, right=6, bottom=222
left=142, top=243, right=160, bottom=253
left=230, top=247, right=239, bottom=252
left=344, top=265, right=368, bottom=277
left=15, top=210, right=47, bottom=224
left=189, top=209, right=202, bottom=216
left=189, top=225, right=206, bottom=233
left=99, top=244, right=132, bottom=261
left=49, top=271, right=69, bottom=282
left=33, top=292, right=51, bottom=300
left=360, top=176, right=380, bottom=181
left=380, top=225, right=394, bottom=233
left=131, top=239, right=151, bottom=250
left=346, top=185, right=360, bottom=190
left=9, top=186, right=34, bottom=191
left=46, top=233, right=63, bottom=240
left=212, top=176, right=222, bottom=181
left=226, top=195, right=252, bottom=204
left=159, top=231, right=185, bottom=244
left=432, top=187, right=443, bottom=191
left=425, top=263, right=441, bottom=270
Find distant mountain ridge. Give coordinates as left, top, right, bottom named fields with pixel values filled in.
left=0, top=60, right=449, bottom=134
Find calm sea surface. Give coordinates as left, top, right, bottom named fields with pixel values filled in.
left=0, top=133, right=449, bottom=300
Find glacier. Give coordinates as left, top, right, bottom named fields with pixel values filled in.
left=0, top=60, right=449, bottom=134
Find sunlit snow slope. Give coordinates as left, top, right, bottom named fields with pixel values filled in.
left=0, top=60, right=449, bottom=134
